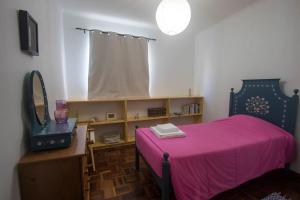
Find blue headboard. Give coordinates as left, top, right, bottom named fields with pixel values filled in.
left=229, top=79, right=299, bottom=134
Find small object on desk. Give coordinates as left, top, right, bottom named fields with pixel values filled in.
left=188, top=88, right=192, bottom=96
left=106, top=112, right=117, bottom=121
left=56, top=100, right=67, bottom=110
left=54, top=109, right=68, bottom=124
left=54, top=100, right=68, bottom=124
left=134, top=113, right=139, bottom=119
left=89, top=117, right=97, bottom=123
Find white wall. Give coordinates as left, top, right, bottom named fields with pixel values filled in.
left=194, top=0, right=300, bottom=171
left=63, top=12, right=195, bottom=99
left=0, top=0, right=65, bottom=199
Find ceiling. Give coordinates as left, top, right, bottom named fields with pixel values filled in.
left=60, top=0, right=260, bottom=33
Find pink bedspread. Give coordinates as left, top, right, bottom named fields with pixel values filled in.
left=136, top=115, right=296, bottom=200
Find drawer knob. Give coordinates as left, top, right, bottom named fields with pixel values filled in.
left=36, top=141, right=42, bottom=146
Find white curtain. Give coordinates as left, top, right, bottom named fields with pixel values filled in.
left=88, top=31, right=149, bottom=99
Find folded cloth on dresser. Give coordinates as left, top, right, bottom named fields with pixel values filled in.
left=150, top=123, right=185, bottom=139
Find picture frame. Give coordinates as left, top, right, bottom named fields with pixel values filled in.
left=18, top=10, right=39, bottom=56
left=106, top=113, right=117, bottom=121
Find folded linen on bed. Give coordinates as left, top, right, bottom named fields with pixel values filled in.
left=150, top=123, right=185, bottom=138
left=156, top=123, right=179, bottom=133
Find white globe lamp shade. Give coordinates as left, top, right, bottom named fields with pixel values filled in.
left=156, top=0, right=191, bottom=36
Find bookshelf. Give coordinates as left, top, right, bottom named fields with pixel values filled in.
left=68, top=96, right=203, bottom=149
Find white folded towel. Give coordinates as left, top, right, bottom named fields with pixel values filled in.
left=156, top=123, right=179, bottom=133
left=150, top=123, right=185, bottom=139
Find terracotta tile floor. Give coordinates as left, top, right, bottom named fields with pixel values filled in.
left=90, top=145, right=300, bottom=200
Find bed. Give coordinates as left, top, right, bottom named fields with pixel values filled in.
left=135, top=79, right=299, bottom=200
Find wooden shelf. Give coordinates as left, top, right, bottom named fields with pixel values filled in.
left=90, top=120, right=125, bottom=126
left=90, top=139, right=134, bottom=149
left=68, top=96, right=204, bottom=148
left=67, top=96, right=203, bottom=103
left=127, top=137, right=135, bottom=143
left=126, top=97, right=169, bottom=101
left=77, top=119, right=125, bottom=126
left=170, top=113, right=203, bottom=118
left=169, top=96, right=204, bottom=99
left=67, top=99, right=124, bottom=103
left=79, top=115, right=202, bottom=124
left=127, top=115, right=169, bottom=122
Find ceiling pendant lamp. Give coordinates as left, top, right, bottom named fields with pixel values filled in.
left=156, top=0, right=191, bottom=36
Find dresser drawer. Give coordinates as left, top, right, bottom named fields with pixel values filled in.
left=19, top=126, right=88, bottom=200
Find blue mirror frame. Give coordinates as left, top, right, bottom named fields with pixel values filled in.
left=27, top=70, right=51, bottom=134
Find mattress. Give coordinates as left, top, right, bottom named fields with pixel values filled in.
left=136, top=115, right=296, bottom=200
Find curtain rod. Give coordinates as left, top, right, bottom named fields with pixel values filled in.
left=75, top=27, right=157, bottom=41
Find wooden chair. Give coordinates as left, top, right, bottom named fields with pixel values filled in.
left=87, top=127, right=96, bottom=172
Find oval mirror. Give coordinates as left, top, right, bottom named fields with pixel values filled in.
left=32, top=72, right=46, bottom=125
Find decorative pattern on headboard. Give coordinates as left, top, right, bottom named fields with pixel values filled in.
left=229, top=79, right=299, bottom=134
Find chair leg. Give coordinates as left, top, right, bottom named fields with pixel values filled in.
left=89, top=146, right=96, bottom=172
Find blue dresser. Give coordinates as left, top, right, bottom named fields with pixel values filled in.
left=30, top=118, right=76, bottom=151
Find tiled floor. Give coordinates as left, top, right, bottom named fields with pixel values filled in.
left=90, top=145, right=300, bottom=200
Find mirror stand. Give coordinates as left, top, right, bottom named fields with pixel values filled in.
left=25, top=70, right=76, bottom=151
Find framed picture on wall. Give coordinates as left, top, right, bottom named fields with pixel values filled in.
left=18, top=10, right=39, bottom=56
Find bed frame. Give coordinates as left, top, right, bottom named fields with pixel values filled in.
left=135, top=79, right=299, bottom=200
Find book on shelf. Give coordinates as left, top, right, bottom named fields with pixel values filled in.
left=102, top=131, right=121, bottom=144
left=182, top=103, right=200, bottom=115
left=147, top=107, right=167, bottom=117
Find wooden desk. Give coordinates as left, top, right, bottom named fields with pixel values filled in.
left=18, top=126, right=89, bottom=200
